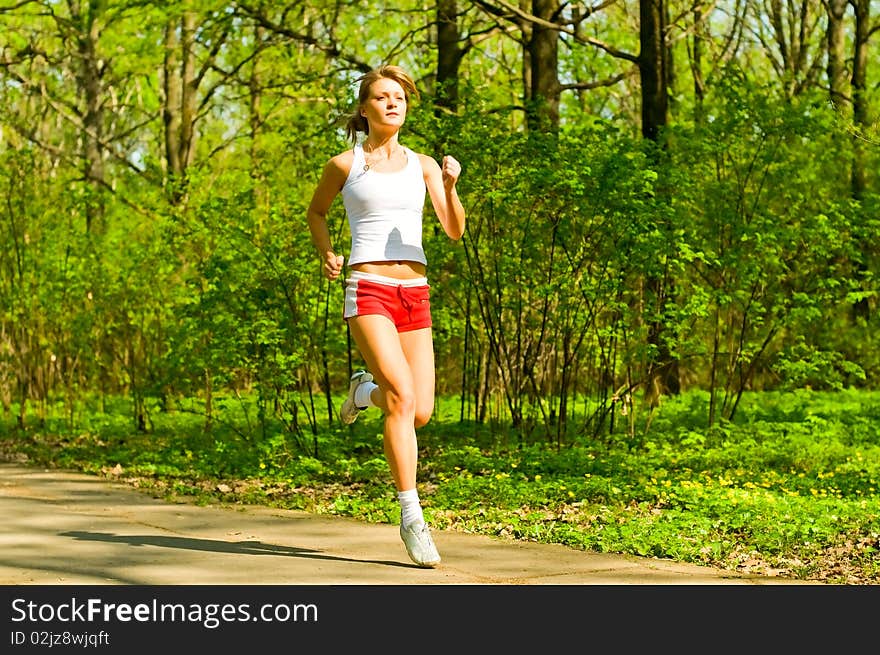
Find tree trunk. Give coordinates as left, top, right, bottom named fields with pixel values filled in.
left=436, top=0, right=462, bottom=111
left=639, top=0, right=667, bottom=142
left=180, top=12, right=198, bottom=173
left=825, top=0, right=848, bottom=110
left=71, top=0, right=107, bottom=233
left=640, top=0, right=679, bottom=401
left=163, top=17, right=182, bottom=185
left=527, top=0, right=560, bottom=132
left=691, top=6, right=706, bottom=123
left=849, top=0, right=871, bottom=320
left=250, top=23, right=268, bottom=213
left=163, top=10, right=198, bottom=204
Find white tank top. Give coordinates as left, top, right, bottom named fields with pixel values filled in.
left=341, top=143, right=428, bottom=267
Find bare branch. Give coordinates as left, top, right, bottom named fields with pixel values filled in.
left=559, top=70, right=633, bottom=91
left=234, top=2, right=371, bottom=72
left=470, top=0, right=639, bottom=62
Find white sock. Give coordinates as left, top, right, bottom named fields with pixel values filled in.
left=354, top=380, right=378, bottom=409
left=397, top=488, right=424, bottom=528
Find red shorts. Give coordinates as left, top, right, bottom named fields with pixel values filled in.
left=343, top=271, right=432, bottom=333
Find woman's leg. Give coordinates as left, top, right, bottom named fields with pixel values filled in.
left=347, top=315, right=419, bottom=491
left=391, top=326, right=440, bottom=567
left=398, top=327, right=435, bottom=429
left=348, top=317, right=441, bottom=567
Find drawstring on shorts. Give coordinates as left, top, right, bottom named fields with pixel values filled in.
left=397, top=285, right=413, bottom=318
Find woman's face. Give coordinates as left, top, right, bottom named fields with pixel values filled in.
left=361, top=77, right=407, bottom=131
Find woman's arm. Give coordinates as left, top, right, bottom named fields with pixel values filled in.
left=306, top=153, right=351, bottom=280
left=421, top=153, right=465, bottom=240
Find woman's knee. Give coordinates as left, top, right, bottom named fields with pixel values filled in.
left=384, top=386, right=417, bottom=419
left=414, top=395, right=434, bottom=428
left=414, top=409, right=433, bottom=429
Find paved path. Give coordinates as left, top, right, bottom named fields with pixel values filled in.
left=0, top=462, right=805, bottom=586
left=11, top=463, right=877, bottom=653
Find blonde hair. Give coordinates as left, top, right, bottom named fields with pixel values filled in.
left=345, top=65, right=419, bottom=144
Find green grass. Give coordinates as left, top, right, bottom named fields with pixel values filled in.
left=2, top=388, right=879, bottom=584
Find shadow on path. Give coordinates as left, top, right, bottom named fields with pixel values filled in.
left=59, top=531, right=415, bottom=569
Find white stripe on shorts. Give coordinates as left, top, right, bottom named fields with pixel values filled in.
left=346, top=270, right=428, bottom=287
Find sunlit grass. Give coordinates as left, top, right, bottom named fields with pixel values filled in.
left=2, top=388, right=879, bottom=583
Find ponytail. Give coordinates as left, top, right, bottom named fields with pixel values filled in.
left=345, top=113, right=369, bottom=144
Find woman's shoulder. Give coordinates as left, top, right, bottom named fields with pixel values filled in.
left=322, top=148, right=357, bottom=182
left=329, top=147, right=357, bottom=169
left=412, top=151, right=441, bottom=176
left=407, top=148, right=433, bottom=162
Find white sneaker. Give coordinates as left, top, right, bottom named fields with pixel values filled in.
left=340, top=370, right=373, bottom=425
left=400, top=522, right=441, bottom=568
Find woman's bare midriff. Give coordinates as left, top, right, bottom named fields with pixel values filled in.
left=352, top=260, right=426, bottom=279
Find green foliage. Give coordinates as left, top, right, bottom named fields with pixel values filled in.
left=1, top=1, right=878, bottom=444
left=663, top=76, right=870, bottom=418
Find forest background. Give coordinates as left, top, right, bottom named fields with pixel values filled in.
left=1, top=1, right=879, bottom=583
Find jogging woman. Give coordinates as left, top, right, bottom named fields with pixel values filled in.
left=305, top=65, right=465, bottom=567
